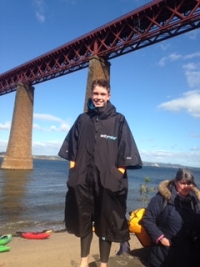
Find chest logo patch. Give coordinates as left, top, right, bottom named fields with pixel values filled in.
left=100, top=134, right=117, bottom=140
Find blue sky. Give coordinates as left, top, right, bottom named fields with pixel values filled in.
left=0, top=0, right=200, bottom=168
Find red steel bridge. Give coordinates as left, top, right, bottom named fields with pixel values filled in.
left=0, top=0, right=200, bottom=96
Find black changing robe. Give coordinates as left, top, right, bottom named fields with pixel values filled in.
left=58, top=100, right=142, bottom=242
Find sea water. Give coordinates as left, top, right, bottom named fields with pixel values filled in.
left=0, top=158, right=200, bottom=233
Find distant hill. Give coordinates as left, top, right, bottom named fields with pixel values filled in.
left=142, top=161, right=184, bottom=168
left=0, top=152, right=195, bottom=168
left=33, top=155, right=64, bottom=161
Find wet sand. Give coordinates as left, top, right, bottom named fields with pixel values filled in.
left=0, top=232, right=149, bottom=267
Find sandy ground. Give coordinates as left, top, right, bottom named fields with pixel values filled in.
left=0, top=231, right=150, bottom=267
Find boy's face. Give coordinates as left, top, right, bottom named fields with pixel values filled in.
left=92, top=85, right=110, bottom=107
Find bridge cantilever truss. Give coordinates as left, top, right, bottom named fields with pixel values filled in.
left=0, top=0, right=200, bottom=95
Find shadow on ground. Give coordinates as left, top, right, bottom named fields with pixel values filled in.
left=89, top=248, right=150, bottom=267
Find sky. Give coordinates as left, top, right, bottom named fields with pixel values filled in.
left=0, top=0, right=200, bottom=168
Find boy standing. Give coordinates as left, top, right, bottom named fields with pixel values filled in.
left=59, top=79, right=142, bottom=267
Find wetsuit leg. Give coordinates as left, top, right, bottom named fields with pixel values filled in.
left=99, top=238, right=112, bottom=263
left=80, top=231, right=93, bottom=257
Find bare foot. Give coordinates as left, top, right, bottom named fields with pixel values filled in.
left=80, top=256, right=89, bottom=267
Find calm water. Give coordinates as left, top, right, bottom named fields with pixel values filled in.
left=0, top=158, right=200, bottom=234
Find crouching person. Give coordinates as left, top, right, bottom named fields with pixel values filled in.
left=142, top=168, right=200, bottom=267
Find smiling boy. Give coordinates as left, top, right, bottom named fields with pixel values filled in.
left=58, top=79, right=142, bottom=267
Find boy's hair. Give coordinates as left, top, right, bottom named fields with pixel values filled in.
left=91, top=79, right=111, bottom=94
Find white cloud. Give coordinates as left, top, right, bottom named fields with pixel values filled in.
left=158, top=52, right=181, bottom=66
left=34, top=113, right=63, bottom=122
left=141, top=149, right=200, bottom=167
left=0, top=140, right=62, bottom=155
left=33, top=123, right=70, bottom=132
left=32, top=140, right=62, bottom=155
left=160, top=42, right=170, bottom=51
left=0, top=140, right=8, bottom=152
left=168, top=53, right=182, bottom=61
left=183, top=62, right=197, bottom=71
left=158, top=51, right=200, bottom=96
left=33, top=123, right=47, bottom=131
left=49, top=124, right=70, bottom=132
left=183, top=63, right=200, bottom=88
left=60, top=122, right=71, bottom=132
left=35, top=11, right=45, bottom=23
left=186, top=30, right=200, bottom=40
left=2, top=113, right=70, bottom=133
left=33, top=114, right=71, bottom=132
left=33, top=141, right=46, bottom=147
left=158, top=56, right=167, bottom=66
left=0, top=121, right=11, bottom=130
left=184, top=52, right=200, bottom=60
left=33, top=0, right=46, bottom=23
left=50, top=125, right=57, bottom=131
left=158, top=51, right=200, bottom=67
left=33, top=123, right=41, bottom=130
left=158, top=90, right=200, bottom=118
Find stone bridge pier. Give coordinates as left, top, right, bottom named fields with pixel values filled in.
left=1, top=84, right=34, bottom=170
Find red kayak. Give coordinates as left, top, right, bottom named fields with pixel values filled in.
left=17, top=230, right=52, bottom=240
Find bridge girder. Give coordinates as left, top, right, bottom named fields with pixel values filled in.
left=0, top=0, right=200, bottom=95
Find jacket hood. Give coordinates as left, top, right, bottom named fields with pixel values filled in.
left=87, top=98, right=116, bottom=119
left=158, top=180, right=200, bottom=201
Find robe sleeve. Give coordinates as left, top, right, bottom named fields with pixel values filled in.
left=117, top=117, right=142, bottom=169
left=58, top=115, right=81, bottom=161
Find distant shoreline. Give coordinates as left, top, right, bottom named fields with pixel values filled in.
left=1, top=153, right=197, bottom=169
left=32, top=156, right=185, bottom=168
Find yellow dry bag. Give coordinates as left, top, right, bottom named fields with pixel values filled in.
left=128, top=208, right=151, bottom=247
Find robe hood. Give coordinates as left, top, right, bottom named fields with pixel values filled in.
left=87, top=98, right=116, bottom=120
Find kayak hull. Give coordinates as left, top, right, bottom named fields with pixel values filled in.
left=0, top=245, right=10, bottom=252
left=21, top=232, right=51, bottom=239
left=0, top=234, right=12, bottom=245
